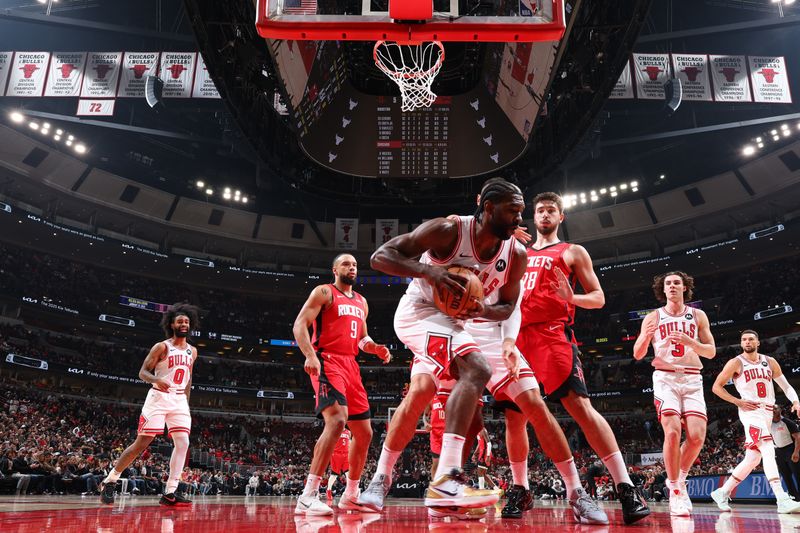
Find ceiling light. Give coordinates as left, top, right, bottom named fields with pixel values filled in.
left=757, top=143, right=764, bottom=148
left=659, top=174, right=666, bottom=179
left=224, top=187, right=231, bottom=194
left=65, top=140, right=73, bottom=146
left=771, top=129, right=778, bottom=135
left=74, top=144, right=86, bottom=154
left=10, top=111, right=24, bottom=123
left=600, top=188, right=607, bottom=194
left=620, top=183, right=628, bottom=190
left=742, top=145, right=756, bottom=156
left=630, top=181, right=638, bottom=187
left=783, top=130, right=791, bottom=137
left=631, top=187, right=639, bottom=192
left=235, top=190, right=241, bottom=196
left=773, top=135, right=780, bottom=141
left=68, top=135, right=74, bottom=140
left=56, top=129, right=63, bottom=135
left=43, top=122, right=50, bottom=129
left=781, top=124, right=789, bottom=130
left=755, top=137, right=762, bottom=143
left=610, top=191, right=618, bottom=197
left=29, top=122, right=39, bottom=130
left=196, top=180, right=205, bottom=188
left=223, top=193, right=231, bottom=200
left=205, top=188, right=213, bottom=195
left=580, top=198, right=586, bottom=204
left=54, top=135, right=61, bottom=141
left=610, top=186, right=617, bottom=192
left=590, top=190, right=596, bottom=195
left=580, top=192, right=586, bottom=198
left=40, top=128, right=49, bottom=135
left=590, top=196, right=598, bottom=202
left=242, top=197, right=248, bottom=204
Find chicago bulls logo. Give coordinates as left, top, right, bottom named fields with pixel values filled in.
left=341, top=224, right=352, bottom=242
left=166, top=64, right=187, bottom=79
left=759, top=68, right=779, bottom=83
left=20, top=64, right=38, bottom=78
left=425, top=334, right=451, bottom=371
left=94, top=64, right=113, bottom=79
left=720, top=67, right=739, bottom=83
left=58, top=63, right=77, bottom=78
left=643, top=66, right=663, bottom=81
left=749, top=426, right=762, bottom=444
left=681, top=67, right=701, bottom=82
left=130, top=64, right=148, bottom=79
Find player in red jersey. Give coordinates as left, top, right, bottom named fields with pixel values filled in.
left=516, top=192, right=650, bottom=525
left=293, top=254, right=392, bottom=516
left=99, top=303, right=200, bottom=507
left=326, top=428, right=352, bottom=500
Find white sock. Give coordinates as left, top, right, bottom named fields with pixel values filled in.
left=345, top=477, right=359, bottom=497
left=302, top=474, right=322, bottom=496
left=510, top=460, right=529, bottom=490
left=478, top=477, right=485, bottom=489
left=760, top=441, right=787, bottom=498
left=104, top=469, right=122, bottom=484
left=722, top=448, right=761, bottom=494
left=376, top=446, right=401, bottom=478
left=720, top=475, right=740, bottom=495
left=166, top=433, right=189, bottom=494
left=435, top=433, right=465, bottom=480
left=678, top=469, right=689, bottom=486
left=666, top=479, right=680, bottom=498
left=327, top=476, right=336, bottom=490
left=601, top=451, right=633, bottom=486
left=555, top=458, right=581, bottom=497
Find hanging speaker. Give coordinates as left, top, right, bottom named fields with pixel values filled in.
left=664, top=78, right=683, bottom=113
left=145, top=75, right=164, bottom=108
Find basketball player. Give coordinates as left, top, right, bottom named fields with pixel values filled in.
left=516, top=192, right=650, bottom=525
left=472, top=428, right=497, bottom=490
left=293, top=253, right=392, bottom=515
left=710, top=330, right=800, bottom=514
left=633, top=271, right=716, bottom=516
left=99, top=303, right=199, bottom=506
left=359, top=178, right=525, bottom=513
left=326, top=428, right=351, bottom=500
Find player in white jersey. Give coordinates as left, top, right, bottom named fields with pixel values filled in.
left=710, top=330, right=800, bottom=514
left=99, top=304, right=199, bottom=506
left=633, top=272, right=716, bottom=516
left=359, top=178, right=526, bottom=513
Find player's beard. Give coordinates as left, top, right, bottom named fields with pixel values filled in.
left=340, top=275, right=356, bottom=286
left=743, top=345, right=756, bottom=353
left=536, top=222, right=558, bottom=236
left=174, top=328, right=189, bottom=338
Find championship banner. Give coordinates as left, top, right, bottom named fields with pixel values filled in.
left=117, top=52, right=160, bottom=98
left=160, top=52, right=196, bottom=98
left=710, top=55, right=752, bottom=102
left=749, top=56, right=792, bottom=104
left=191, top=54, right=221, bottom=99
left=609, top=60, right=634, bottom=99
left=44, top=52, right=87, bottom=97
left=375, top=219, right=398, bottom=248
left=0, top=52, right=15, bottom=95
left=632, top=53, right=670, bottom=100
left=335, top=218, right=359, bottom=250
left=671, top=54, right=712, bottom=102
left=6, top=51, right=50, bottom=97
left=80, top=52, right=122, bottom=98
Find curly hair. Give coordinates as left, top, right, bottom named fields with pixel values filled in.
left=160, top=303, right=200, bottom=338
left=652, top=271, right=694, bottom=304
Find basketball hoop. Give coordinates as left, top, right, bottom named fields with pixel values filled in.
left=373, top=40, right=445, bottom=112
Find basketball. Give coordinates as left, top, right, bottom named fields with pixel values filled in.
left=433, top=266, right=484, bottom=317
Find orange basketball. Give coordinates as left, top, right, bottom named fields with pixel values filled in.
left=433, top=266, right=484, bottom=317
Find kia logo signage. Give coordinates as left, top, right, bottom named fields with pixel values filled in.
left=68, top=368, right=85, bottom=374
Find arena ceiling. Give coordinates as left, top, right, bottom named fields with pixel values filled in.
left=0, top=0, right=799, bottom=220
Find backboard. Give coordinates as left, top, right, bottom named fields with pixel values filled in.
left=256, top=0, right=565, bottom=43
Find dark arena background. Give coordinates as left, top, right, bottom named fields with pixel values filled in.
left=0, top=0, right=800, bottom=531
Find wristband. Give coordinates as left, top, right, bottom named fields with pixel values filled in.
left=358, top=336, right=374, bottom=351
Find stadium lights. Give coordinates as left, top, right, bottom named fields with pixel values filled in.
left=29, top=122, right=39, bottom=130
left=773, top=135, right=781, bottom=141
left=74, top=144, right=87, bottom=154
left=783, top=129, right=791, bottom=137
left=659, top=174, right=666, bottom=179
left=196, top=180, right=205, bottom=188
left=9, top=111, right=24, bottom=123
left=205, top=188, right=213, bottom=196
left=742, top=145, right=756, bottom=156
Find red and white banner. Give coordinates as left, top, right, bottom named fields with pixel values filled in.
left=710, top=55, right=752, bottom=102
left=77, top=99, right=115, bottom=116
left=191, top=54, right=220, bottom=99
left=81, top=52, right=122, bottom=98
left=160, top=52, right=196, bottom=98
left=671, top=54, right=712, bottom=102
left=335, top=218, right=359, bottom=250
left=609, top=60, right=634, bottom=99
left=6, top=51, right=50, bottom=97
left=117, top=52, right=160, bottom=98
left=749, top=56, right=792, bottom=104
left=44, top=52, right=86, bottom=97
left=632, top=53, right=670, bottom=100
left=0, top=52, right=14, bottom=95
left=375, top=219, right=399, bottom=248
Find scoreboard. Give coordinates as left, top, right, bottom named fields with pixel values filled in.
left=377, top=98, right=450, bottom=177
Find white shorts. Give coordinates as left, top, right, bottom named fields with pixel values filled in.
left=466, top=321, right=538, bottom=401
left=739, top=405, right=774, bottom=449
left=137, top=389, right=192, bottom=437
left=395, top=294, right=479, bottom=389
left=652, top=370, right=707, bottom=422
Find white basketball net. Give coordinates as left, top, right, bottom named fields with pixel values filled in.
left=373, top=40, right=445, bottom=112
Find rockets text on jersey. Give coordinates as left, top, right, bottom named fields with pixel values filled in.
left=733, top=354, right=775, bottom=404
left=334, top=429, right=351, bottom=454
left=651, top=306, right=703, bottom=372
left=520, top=242, right=575, bottom=326
left=405, top=215, right=521, bottom=306
left=155, top=339, right=196, bottom=393
left=312, top=284, right=367, bottom=357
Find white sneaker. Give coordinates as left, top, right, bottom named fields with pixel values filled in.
left=295, top=491, right=334, bottom=516
left=424, top=469, right=499, bottom=509
left=710, top=488, right=730, bottom=512
left=338, top=490, right=372, bottom=512
left=669, top=493, right=690, bottom=517
left=680, top=484, right=692, bottom=512
left=777, top=493, right=800, bottom=514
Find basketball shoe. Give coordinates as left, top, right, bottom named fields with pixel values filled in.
left=424, top=468, right=499, bottom=508
left=569, top=487, right=609, bottom=524
left=500, top=485, right=533, bottom=518
left=295, top=490, right=334, bottom=516
left=357, top=473, right=391, bottom=512
left=99, top=481, right=115, bottom=505
left=617, top=482, right=651, bottom=524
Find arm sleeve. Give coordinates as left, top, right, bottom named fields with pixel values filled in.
left=500, top=285, right=524, bottom=341
left=775, top=374, right=799, bottom=404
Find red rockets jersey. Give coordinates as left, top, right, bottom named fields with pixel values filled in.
left=312, top=284, right=366, bottom=357
left=520, top=242, right=576, bottom=327
left=333, top=428, right=351, bottom=455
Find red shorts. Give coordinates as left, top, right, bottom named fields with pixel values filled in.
left=517, top=321, right=587, bottom=401
left=330, top=453, right=349, bottom=474
left=310, top=353, right=371, bottom=420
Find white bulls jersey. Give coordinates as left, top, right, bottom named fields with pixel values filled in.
left=733, top=353, right=775, bottom=405
left=651, top=305, right=702, bottom=372
left=153, top=339, right=196, bottom=393
left=405, top=215, right=522, bottom=305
